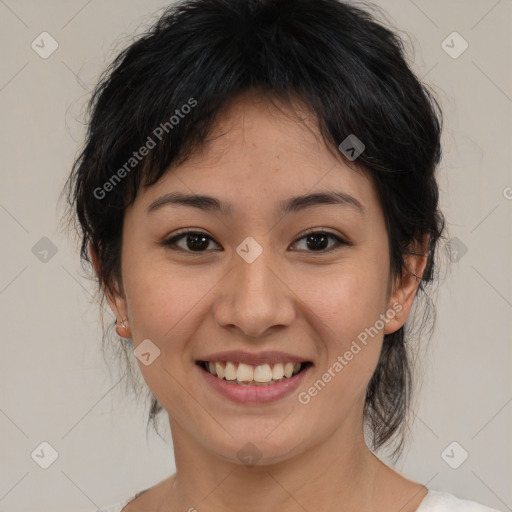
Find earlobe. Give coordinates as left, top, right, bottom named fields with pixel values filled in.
left=115, top=318, right=132, bottom=339
left=384, top=235, right=429, bottom=335
left=88, top=242, right=131, bottom=338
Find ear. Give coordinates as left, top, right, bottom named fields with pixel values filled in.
left=88, top=242, right=131, bottom=336
left=384, top=234, right=429, bottom=335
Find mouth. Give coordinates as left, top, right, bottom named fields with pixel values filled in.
left=196, top=360, right=313, bottom=386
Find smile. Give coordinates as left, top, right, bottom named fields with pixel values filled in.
left=195, top=359, right=313, bottom=404
left=197, top=360, right=312, bottom=386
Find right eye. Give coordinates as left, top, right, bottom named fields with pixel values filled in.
left=162, top=230, right=222, bottom=253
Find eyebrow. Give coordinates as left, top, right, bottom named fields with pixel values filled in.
left=146, top=190, right=365, bottom=216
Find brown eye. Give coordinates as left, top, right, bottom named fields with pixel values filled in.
left=291, top=230, right=351, bottom=253
left=163, top=231, right=221, bottom=253
left=162, top=229, right=351, bottom=255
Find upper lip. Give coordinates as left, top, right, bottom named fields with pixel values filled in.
left=196, top=350, right=312, bottom=366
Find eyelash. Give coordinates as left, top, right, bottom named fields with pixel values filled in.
left=162, top=228, right=351, bottom=254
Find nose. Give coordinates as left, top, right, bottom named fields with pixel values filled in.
left=212, top=248, right=296, bottom=338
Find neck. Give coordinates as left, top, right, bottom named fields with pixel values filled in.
left=162, top=416, right=384, bottom=512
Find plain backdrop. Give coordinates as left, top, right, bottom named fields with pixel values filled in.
left=0, top=1, right=511, bottom=511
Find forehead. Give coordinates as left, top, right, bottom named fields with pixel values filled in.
left=136, top=91, right=380, bottom=219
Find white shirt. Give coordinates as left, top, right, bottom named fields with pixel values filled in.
left=98, top=489, right=503, bottom=512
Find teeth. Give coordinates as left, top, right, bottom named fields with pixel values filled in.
left=236, top=362, right=254, bottom=382
left=254, top=364, right=272, bottom=382
left=272, top=363, right=284, bottom=380
left=224, top=361, right=237, bottom=381
left=202, top=360, right=306, bottom=384
left=214, top=362, right=223, bottom=378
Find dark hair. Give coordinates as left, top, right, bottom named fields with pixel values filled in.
left=63, top=0, right=445, bottom=460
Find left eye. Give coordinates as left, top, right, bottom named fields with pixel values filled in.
left=292, top=230, right=348, bottom=252
left=162, top=230, right=349, bottom=253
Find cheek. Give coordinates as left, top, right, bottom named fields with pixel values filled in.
left=292, top=256, right=389, bottom=335
left=122, top=262, right=209, bottom=413
left=122, top=249, right=210, bottom=340
left=292, top=259, right=388, bottom=396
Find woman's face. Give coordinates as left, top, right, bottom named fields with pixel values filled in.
left=105, top=92, right=419, bottom=465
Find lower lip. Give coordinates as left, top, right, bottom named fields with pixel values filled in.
left=196, top=363, right=312, bottom=404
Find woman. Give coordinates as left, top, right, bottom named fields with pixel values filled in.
left=64, top=0, right=502, bottom=510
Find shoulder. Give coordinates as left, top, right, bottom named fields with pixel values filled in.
left=97, top=487, right=150, bottom=512
left=97, top=476, right=175, bottom=512
left=418, top=490, right=503, bottom=512
left=96, top=500, right=126, bottom=512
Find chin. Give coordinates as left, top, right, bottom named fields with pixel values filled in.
left=205, top=426, right=312, bottom=468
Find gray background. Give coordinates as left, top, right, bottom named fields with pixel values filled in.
left=0, top=1, right=511, bottom=511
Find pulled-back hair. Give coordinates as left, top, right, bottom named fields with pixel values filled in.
left=63, top=0, right=445, bottom=460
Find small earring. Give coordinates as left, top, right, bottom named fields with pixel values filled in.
left=116, top=318, right=130, bottom=338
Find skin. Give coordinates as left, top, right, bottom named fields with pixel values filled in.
left=92, top=91, right=429, bottom=512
